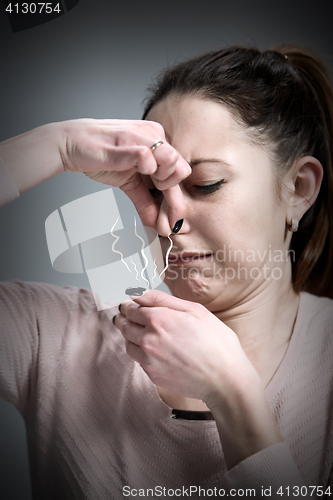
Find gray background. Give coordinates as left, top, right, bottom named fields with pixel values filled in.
left=0, top=0, right=332, bottom=498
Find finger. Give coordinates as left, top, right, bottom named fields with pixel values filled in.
left=120, top=174, right=160, bottom=228
left=113, top=125, right=166, bottom=150
left=106, top=145, right=158, bottom=175
left=152, top=170, right=188, bottom=191
left=151, top=153, right=191, bottom=187
left=162, top=186, right=187, bottom=230
left=131, top=289, right=198, bottom=313
left=149, top=143, right=179, bottom=181
left=125, top=339, right=146, bottom=365
left=123, top=131, right=190, bottom=183
left=115, top=313, right=145, bottom=345
left=120, top=301, right=147, bottom=326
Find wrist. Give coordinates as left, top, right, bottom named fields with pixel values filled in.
left=204, top=350, right=262, bottom=411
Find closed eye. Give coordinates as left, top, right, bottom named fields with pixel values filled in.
left=148, top=179, right=225, bottom=199
left=195, top=179, right=225, bottom=194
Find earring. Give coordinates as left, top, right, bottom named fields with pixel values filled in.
left=288, top=218, right=299, bottom=232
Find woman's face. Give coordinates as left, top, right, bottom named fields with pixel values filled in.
left=146, top=95, right=293, bottom=311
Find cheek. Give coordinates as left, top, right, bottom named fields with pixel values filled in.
left=207, top=179, right=284, bottom=254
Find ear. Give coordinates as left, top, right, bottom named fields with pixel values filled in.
left=285, top=156, right=323, bottom=225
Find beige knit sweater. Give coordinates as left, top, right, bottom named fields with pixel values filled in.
left=1, top=160, right=333, bottom=499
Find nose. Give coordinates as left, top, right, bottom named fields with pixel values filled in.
left=156, top=201, right=190, bottom=238
left=156, top=198, right=172, bottom=237
left=156, top=184, right=189, bottom=237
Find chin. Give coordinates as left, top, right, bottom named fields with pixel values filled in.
left=165, top=272, right=214, bottom=304
left=164, top=271, right=245, bottom=311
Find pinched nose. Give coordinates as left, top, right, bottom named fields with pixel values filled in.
left=156, top=198, right=173, bottom=237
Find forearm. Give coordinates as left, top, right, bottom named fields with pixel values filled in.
left=205, top=373, right=314, bottom=497
left=207, top=371, right=282, bottom=470
left=0, top=122, right=65, bottom=194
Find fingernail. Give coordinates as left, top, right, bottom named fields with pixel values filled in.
left=172, top=219, right=184, bottom=234
left=118, top=303, right=122, bottom=312
left=112, top=315, right=117, bottom=325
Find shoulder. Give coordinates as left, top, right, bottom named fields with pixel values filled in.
left=0, top=280, right=129, bottom=411
left=293, top=292, right=333, bottom=378
left=298, top=292, right=333, bottom=343
left=0, top=279, right=119, bottom=336
left=0, top=279, right=125, bottom=364
left=286, top=294, right=333, bottom=481
left=0, top=279, right=96, bottom=313
left=300, top=291, right=333, bottom=314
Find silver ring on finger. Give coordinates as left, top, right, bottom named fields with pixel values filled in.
left=150, top=140, right=164, bottom=152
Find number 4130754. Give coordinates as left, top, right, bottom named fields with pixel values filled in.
left=277, top=485, right=331, bottom=496
left=5, top=3, right=62, bottom=14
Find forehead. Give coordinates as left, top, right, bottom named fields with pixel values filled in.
left=146, top=95, right=259, bottom=160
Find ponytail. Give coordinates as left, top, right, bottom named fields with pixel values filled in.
left=273, top=45, right=333, bottom=297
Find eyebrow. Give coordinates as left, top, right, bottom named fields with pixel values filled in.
left=189, top=158, right=232, bottom=168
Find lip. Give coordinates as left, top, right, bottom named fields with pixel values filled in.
left=168, top=252, right=213, bottom=266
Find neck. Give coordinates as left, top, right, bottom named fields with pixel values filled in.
left=215, top=276, right=300, bottom=385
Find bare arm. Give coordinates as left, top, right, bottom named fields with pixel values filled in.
left=0, top=119, right=191, bottom=228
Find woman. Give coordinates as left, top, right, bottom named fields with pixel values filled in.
left=0, top=45, right=332, bottom=498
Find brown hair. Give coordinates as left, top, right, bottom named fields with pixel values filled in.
left=143, top=45, right=333, bottom=298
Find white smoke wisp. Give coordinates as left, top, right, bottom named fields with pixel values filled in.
left=134, top=217, right=150, bottom=288
left=130, top=257, right=140, bottom=283
left=151, top=259, right=157, bottom=285
left=159, top=236, right=173, bottom=278
left=111, top=217, right=132, bottom=273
